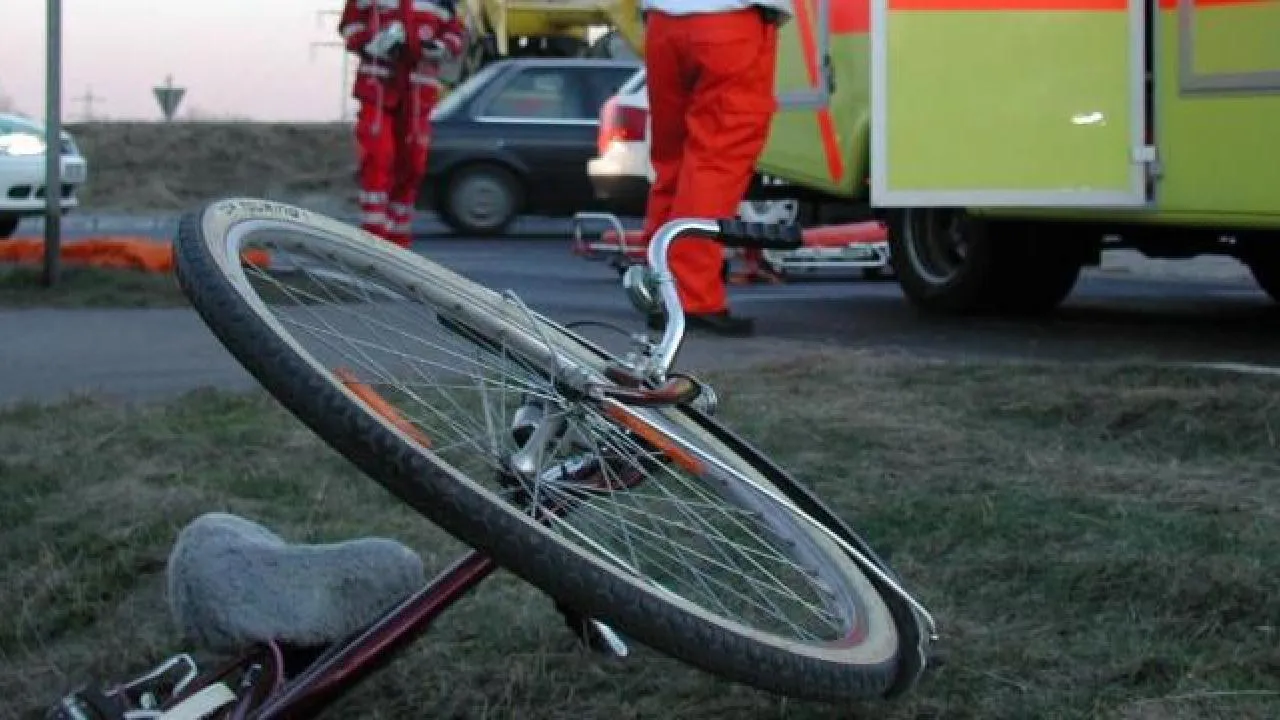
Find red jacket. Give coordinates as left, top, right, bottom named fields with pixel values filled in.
left=339, top=0, right=466, bottom=109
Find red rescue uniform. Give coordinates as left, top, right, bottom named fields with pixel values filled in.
left=639, top=3, right=782, bottom=315
left=340, top=0, right=465, bottom=248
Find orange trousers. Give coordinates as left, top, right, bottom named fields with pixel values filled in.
left=640, top=8, right=779, bottom=314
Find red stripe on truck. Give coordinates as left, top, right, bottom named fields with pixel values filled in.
left=793, top=0, right=847, bottom=182
left=831, top=0, right=870, bottom=34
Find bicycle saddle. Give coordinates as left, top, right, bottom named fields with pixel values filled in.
left=165, top=512, right=425, bottom=653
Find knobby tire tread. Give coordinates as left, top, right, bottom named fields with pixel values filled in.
left=172, top=208, right=899, bottom=704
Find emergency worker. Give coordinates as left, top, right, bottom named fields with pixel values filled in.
left=640, top=0, right=791, bottom=337
left=340, top=0, right=466, bottom=248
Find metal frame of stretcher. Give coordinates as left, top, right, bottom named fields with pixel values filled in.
left=569, top=211, right=892, bottom=278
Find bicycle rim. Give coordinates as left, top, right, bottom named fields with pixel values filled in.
left=174, top=198, right=902, bottom=702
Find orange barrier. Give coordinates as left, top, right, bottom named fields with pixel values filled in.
left=0, top=236, right=270, bottom=273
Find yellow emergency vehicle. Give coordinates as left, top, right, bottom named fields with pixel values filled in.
left=605, top=0, right=1280, bottom=315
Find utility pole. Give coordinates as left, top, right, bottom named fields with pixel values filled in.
left=312, top=9, right=352, bottom=122
left=72, top=86, right=104, bottom=121
left=43, top=0, right=63, bottom=287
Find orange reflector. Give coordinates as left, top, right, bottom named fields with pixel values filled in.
left=333, top=367, right=433, bottom=448
left=604, top=401, right=704, bottom=475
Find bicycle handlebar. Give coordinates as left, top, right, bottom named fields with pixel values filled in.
left=644, top=217, right=804, bottom=378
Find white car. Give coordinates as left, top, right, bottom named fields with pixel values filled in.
left=0, top=113, right=89, bottom=238
left=585, top=69, right=890, bottom=279
left=586, top=68, right=651, bottom=218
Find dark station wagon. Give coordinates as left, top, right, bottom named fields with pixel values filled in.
left=420, top=57, right=641, bottom=236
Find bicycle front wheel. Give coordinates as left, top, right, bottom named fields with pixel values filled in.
left=174, top=198, right=904, bottom=703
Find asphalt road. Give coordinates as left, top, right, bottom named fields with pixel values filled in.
left=4, top=217, right=1280, bottom=407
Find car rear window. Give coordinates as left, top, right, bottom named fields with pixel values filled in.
left=482, top=68, right=591, bottom=120
left=431, top=62, right=505, bottom=120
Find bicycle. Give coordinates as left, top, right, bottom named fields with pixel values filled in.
left=45, top=198, right=937, bottom=719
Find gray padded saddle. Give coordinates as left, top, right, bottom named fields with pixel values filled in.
left=165, top=512, right=425, bottom=652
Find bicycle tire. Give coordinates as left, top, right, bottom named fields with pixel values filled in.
left=173, top=198, right=904, bottom=703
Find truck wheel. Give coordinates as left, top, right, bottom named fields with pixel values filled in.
left=0, top=214, right=17, bottom=239
left=983, top=224, right=1084, bottom=315
left=888, top=210, right=1080, bottom=315
left=1244, top=253, right=1280, bottom=304
left=886, top=208, right=1002, bottom=314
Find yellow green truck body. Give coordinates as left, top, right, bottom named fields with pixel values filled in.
left=749, top=0, right=1280, bottom=311
left=763, top=0, right=1280, bottom=225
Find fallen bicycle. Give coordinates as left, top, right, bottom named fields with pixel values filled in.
left=45, top=199, right=937, bottom=719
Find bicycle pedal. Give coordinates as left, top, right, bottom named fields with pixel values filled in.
left=556, top=604, right=629, bottom=659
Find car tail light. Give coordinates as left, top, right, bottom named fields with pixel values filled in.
left=597, top=98, right=648, bottom=155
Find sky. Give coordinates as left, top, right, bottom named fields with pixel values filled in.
left=2, top=1, right=357, bottom=122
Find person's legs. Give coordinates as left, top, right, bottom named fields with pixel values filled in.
left=639, top=11, right=692, bottom=250
left=387, top=88, right=436, bottom=249
left=354, top=100, right=396, bottom=241
left=666, top=9, right=779, bottom=316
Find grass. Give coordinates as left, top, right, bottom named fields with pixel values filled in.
left=0, top=265, right=189, bottom=308
left=2, top=352, right=1278, bottom=719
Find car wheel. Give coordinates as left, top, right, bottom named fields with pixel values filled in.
left=440, top=164, right=522, bottom=237
left=0, top=214, right=18, bottom=239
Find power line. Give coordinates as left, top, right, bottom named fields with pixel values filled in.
left=72, top=86, right=105, bottom=121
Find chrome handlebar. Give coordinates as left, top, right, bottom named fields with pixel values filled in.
left=641, top=218, right=722, bottom=380
left=624, top=217, right=803, bottom=382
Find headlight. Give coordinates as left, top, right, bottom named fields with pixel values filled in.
left=0, top=132, right=48, bottom=157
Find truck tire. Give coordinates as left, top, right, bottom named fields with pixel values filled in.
left=0, top=214, right=17, bottom=239
left=886, top=208, right=1002, bottom=314
left=1244, top=252, right=1280, bottom=304
left=887, top=210, right=1081, bottom=315
left=984, top=223, right=1084, bottom=315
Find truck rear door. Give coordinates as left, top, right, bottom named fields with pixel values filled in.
left=869, top=0, right=1151, bottom=208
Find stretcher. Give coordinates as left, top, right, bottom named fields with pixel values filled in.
left=570, top=211, right=892, bottom=279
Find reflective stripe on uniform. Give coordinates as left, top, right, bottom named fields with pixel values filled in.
left=359, top=64, right=392, bottom=77
left=341, top=22, right=367, bottom=38
left=361, top=211, right=390, bottom=227
left=409, top=73, right=441, bottom=87
left=360, top=191, right=389, bottom=204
